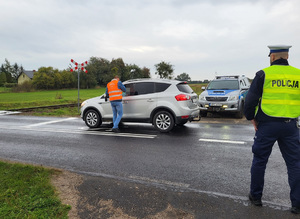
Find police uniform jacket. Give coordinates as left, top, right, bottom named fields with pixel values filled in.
left=244, top=58, right=296, bottom=122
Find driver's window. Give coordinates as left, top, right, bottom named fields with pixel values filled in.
left=125, top=83, right=135, bottom=96
left=125, top=82, right=154, bottom=96
left=240, top=80, right=246, bottom=88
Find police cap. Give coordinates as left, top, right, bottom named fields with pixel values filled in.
left=268, top=45, right=292, bottom=56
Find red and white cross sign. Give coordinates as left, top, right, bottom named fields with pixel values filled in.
left=70, top=59, right=88, bottom=73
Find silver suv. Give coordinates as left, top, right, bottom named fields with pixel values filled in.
left=80, top=78, right=200, bottom=132
left=198, top=75, right=250, bottom=118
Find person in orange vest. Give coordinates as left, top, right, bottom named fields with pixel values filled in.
left=105, top=75, right=126, bottom=132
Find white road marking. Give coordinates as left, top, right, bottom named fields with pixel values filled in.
left=24, top=117, right=77, bottom=127
left=199, top=138, right=246, bottom=144
left=0, top=111, right=21, bottom=116
left=83, top=130, right=156, bottom=138
left=0, top=125, right=156, bottom=139
left=129, top=175, right=190, bottom=188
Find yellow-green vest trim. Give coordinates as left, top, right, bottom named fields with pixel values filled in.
left=261, top=65, right=300, bottom=118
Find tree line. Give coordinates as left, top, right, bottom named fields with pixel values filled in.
left=0, top=59, right=24, bottom=86
left=0, top=57, right=194, bottom=90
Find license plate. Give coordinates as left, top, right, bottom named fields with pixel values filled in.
left=210, top=103, right=222, bottom=107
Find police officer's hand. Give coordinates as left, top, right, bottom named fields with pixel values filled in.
left=251, top=119, right=258, bottom=131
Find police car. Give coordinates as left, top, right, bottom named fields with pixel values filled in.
left=198, top=75, right=250, bottom=118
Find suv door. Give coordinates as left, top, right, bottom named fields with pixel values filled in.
left=99, top=94, right=113, bottom=119
left=123, top=82, right=157, bottom=119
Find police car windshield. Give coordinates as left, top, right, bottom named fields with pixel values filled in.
left=207, top=80, right=239, bottom=90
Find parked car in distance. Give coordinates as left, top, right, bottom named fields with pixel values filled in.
left=81, top=78, right=200, bottom=132
left=198, top=75, right=250, bottom=118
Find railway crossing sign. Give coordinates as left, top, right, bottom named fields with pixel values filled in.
left=70, top=59, right=88, bottom=112
left=70, top=59, right=88, bottom=73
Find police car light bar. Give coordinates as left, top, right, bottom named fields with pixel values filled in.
left=215, top=75, right=239, bottom=79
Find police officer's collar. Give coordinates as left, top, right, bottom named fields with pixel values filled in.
left=271, top=58, right=289, bottom=66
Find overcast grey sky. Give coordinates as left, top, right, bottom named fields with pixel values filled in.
left=1, top=0, right=299, bottom=80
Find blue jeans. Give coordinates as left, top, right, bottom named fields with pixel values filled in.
left=110, top=101, right=123, bottom=129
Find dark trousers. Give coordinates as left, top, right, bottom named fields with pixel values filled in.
left=250, top=120, right=300, bottom=207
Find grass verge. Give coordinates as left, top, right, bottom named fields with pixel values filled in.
left=0, top=161, right=70, bottom=218
left=189, top=83, right=206, bottom=95
left=0, top=88, right=106, bottom=110
left=19, top=106, right=81, bottom=117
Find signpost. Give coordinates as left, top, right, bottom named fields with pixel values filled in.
left=70, top=59, right=88, bottom=113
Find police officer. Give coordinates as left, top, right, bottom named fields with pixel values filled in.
left=244, top=45, right=300, bottom=214
left=106, top=75, right=126, bottom=133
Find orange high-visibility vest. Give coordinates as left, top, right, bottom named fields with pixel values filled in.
left=107, top=79, right=123, bottom=101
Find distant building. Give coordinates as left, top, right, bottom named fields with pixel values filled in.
left=17, top=70, right=35, bottom=84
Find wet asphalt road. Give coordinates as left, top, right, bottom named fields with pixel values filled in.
left=0, top=113, right=298, bottom=218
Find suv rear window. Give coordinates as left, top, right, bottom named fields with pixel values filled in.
left=176, top=83, right=194, bottom=94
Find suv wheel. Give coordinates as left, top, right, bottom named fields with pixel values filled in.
left=84, top=109, right=102, bottom=128
left=153, top=111, right=174, bottom=132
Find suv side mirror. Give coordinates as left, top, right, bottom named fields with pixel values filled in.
left=201, top=86, right=206, bottom=91
left=241, top=86, right=249, bottom=90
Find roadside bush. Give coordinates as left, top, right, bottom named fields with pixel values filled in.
left=55, top=93, right=63, bottom=99
left=4, top=83, right=17, bottom=88
left=12, top=81, right=34, bottom=92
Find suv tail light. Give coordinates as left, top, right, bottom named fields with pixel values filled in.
left=175, top=94, right=191, bottom=101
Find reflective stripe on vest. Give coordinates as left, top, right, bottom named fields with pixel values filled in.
left=107, top=79, right=123, bottom=101
left=261, top=65, right=300, bottom=118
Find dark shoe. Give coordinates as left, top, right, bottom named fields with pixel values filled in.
left=118, top=122, right=125, bottom=128
left=112, top=128, right=120, bottom=133
left=249, top=194, right=262, bottom=206
left=118, top=122, right=128, bottom=129
left=291, top=207, right=300, bottom=214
